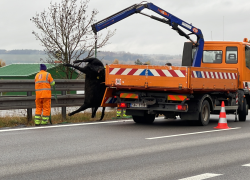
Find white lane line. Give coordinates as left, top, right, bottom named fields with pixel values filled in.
left=242, top=163, right=250, bottom=167
left=0, top=120, right=133, bottom=133
left=179, top=173, right=222, bottom=180
left=0, top=117, right=164, bottom=133
left=146, top=127, right=241, bottom=140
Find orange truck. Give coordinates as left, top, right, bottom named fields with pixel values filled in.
left=101, top=40, right=250, bottom=125
left=92, top=3, right=249, bottom=125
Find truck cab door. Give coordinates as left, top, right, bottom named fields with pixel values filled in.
left=243, top=45, right=250, bottom=89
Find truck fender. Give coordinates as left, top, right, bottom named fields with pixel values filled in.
left=181, top=94, right=213, bottom=120
left=186, top=94, right=213, bottom=112
left=197, top=94, right=213, bottom=112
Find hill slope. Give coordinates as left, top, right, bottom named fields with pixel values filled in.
left=0, top=49, right=182, bottom=66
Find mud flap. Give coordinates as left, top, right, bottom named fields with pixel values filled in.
left=101, top=87, right=117, bottom=107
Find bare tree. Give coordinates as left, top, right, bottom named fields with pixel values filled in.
left=31, top=0, right=115, bottom=79
left=134, top=59, right=143, bottom=65
left=0, top=59, right=6, bottom=67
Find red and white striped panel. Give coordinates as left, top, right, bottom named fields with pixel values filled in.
left=243, top=81, right=250, bottom=89
left=104, top=97, right=117, bottom=104
left=109, top=68, right=186, bottom=77
left=153, top=69, right=186, bottom=77
left=236, top=92, right=238, bottom=105
left=191, top=71, right=237, bottom=79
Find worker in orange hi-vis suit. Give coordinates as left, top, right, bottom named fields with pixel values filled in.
left=34, top=64, right=55, bottom=126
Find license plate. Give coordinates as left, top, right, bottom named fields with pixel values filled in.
left=130, top=103, right=147, bottom=107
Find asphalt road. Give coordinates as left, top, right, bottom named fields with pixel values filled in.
left=0, top=114, right=250, bottom=180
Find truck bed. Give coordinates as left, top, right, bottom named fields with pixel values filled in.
left=105, top=65, right=238, bottom=93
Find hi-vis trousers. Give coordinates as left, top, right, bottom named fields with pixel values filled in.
left=35, top=98, right=51, bottom=125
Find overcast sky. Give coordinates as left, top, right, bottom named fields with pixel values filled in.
left=1, top=0, right=250, bottom=55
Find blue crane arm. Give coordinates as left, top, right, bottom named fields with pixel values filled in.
left=92, top=3, right=204, bottom=67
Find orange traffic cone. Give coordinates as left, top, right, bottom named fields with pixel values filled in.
left=214, top=101, right=230, bottom=129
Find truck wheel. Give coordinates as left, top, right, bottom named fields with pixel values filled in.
left=132, top=114, right=155, bottom=124
left=144, top=114, right=155, bottom=124
left=198, top=100, right=210, bottom=126
left=239, top=98, right=247, bottom=121
left=132, top=116, right=144, bottom=123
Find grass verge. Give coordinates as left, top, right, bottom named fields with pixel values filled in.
left=0, top=110, right=131, bottom=128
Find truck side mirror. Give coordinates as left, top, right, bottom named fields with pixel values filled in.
left=182, top=42, right=194, bottom=66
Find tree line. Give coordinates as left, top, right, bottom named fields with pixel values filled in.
left=0, top=50, right=182, bottom=66
left=0, top=49, right=45, bottom=55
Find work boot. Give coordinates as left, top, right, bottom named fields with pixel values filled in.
left=122, top=109, right=127, bottom=117
left=117, top=109, right=122, bottom=117
left=34, top=115, right=41, bottom=126
left=41, top=116, right=49, bottom=125
left=41, top=121, right=48, bottom=125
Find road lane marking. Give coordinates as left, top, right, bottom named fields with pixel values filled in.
left=242, top=163, right=250, bottom=167
left=179, top=173, right=222, bottom=180
left=0, top=120, right=133, bottom=133
left=146, top=127, right=241, bottom=139
left=0, top=117, right=167, bottom=133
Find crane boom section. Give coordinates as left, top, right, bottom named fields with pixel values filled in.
left=92, top=3, right=204, bottom=67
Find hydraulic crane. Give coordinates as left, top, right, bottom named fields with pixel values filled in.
left=91, top=2, right=204, bottom=67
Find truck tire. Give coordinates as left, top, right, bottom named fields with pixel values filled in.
left=132, top=114, right=155, bottom=124
left=132, top=116, right=144, bottom=123
left=239, top=97, right=247, bottom=121
left=198, top=100, right=210, bottom=126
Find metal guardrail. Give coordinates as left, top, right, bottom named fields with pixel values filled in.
left=0, top=79, right=85, bottom=92
left=0, top=79, right=85, bottom=121
left=0, top=94, right=85, bottom=110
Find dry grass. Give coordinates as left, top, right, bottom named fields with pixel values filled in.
left=0, top=110, right=121, bottom=128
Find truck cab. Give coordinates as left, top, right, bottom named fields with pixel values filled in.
left=202, top=40, right=250, bottom=90
left=183, top=39, right=250, bottom=90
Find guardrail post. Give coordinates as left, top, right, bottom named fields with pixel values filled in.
left=62, top=91, right=66, bottom=121
left=92, top=108, right=96, bottom=118
left=27, top=91, right=32, bottom=122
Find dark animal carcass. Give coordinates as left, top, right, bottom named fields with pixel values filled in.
left=64, top=57, right=106, bottom=120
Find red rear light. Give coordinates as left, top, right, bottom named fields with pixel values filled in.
left=176, top=105, right=182, bottom=110
left=118, top=103, right=127, bottom=108
left=176, top=105, right=187, bottom=111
